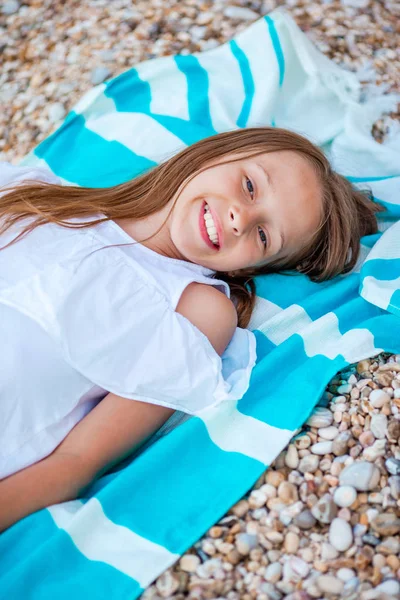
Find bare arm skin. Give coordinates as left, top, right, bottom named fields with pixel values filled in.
left=0, top=283, right=237, bottom=531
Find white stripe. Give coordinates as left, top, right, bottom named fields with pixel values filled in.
left=301, top=312, right=383, bottom=363
left=248, top=296, right=282, bottom=331
left=199, top=401, right=294, bottom=464
left=258, top=304, right=312, bottom=345
left=136, top=57, right=190, bottom=120
left=48, top=499, right=180, bottom=586
left=85, top=112, right=186, bottom=163
left=72, top=83, right=110, bottom=116
left=361, top=275, right=400, bottom=312
left=196, top=44, right=246, bottom=130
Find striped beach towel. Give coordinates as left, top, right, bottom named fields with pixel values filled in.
left=1, top=9, right=399, bottom=598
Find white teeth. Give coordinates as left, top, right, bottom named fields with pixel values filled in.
left=204, top=204, right=219, bottom=246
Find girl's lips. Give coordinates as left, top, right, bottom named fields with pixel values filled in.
left=199, top=201, right=220, bottom=250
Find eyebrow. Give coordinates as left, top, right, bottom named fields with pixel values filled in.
left=255, top=162, right=286, bottom=252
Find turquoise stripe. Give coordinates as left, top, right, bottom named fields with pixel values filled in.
left=34, top=113, right=156, bottom=186
left=373, top=197, right=400, bottom=217
left=347, top=175, right=399, bottom=182
left=104, top=68, right=152, bottom=113
left=264, top=16, right=285, bottom=87
left=230, top=40, right=255, bottom=127
left=174, top=55, right=216, bottom=132
left=362, top=257, right=400, bottom=281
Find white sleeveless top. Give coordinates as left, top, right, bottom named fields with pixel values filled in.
left=0, top=162, right=257, bottom=479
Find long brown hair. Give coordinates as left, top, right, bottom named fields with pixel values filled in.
left=0, top=127, right=383, bottom=328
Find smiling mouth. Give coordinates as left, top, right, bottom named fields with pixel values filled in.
left=203, top=203, right=220, bottom=247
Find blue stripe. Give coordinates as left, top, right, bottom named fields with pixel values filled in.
left=34, top=113, right=156, bottom=186
left=174, top=55, right=216, bottom=132
left=347, top=175, right=399, bottom=182
left=362, top=257, right=400, bottom=281
left=104, top=68, right=152, bottom=113
left=373, top=197, right=400, bottom=217
left=230, top=40, right=255, bottom=127
left=264, top=16, right=285, bottom=87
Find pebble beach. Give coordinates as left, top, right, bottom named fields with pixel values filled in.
left=1, top=1, right=400, bottom=599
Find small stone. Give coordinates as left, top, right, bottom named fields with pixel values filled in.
left=306, top=407, right=333, bottom=428
left=363, top=439, right=386, bottom=461
left=387, top=420, right=400, bottom=440
left=321, top=542, right=339, bottom=560
left=48, top=102, right=66, bottom=124
left=388, top=475, right=400, bottom=499
left=1, top=0, right=19, bottom=15
left=376, top=537, right=400, bottom=555
left=90, top=67, right=112, bottom=85
left=337, top=568, right=356, bottom=582
left=318, top=426, right=339, bottom=440
left=223, top=6, right=259, bottom=20
left=293, top=510, right=317, bottom=530
left=333, top=486, right=357, bottom=508
left=285, top=445, right=299, bottom=469
left=278, top=481, right=299, bottom=504
left=197, top=11, right=213, bottom=25
left=311, top=441, right=333, bottom=455
left=249, top=489, right=267, bottom=509
left=369, top=389, right=390, bottom=408
left=370, top=414, right=388, bottom=439
left=298, top=454, right=320, bottom=474
left=375, top=579, right=400, bottom=596
left=282, top=556, right=310, bottom=581
left=339, top=461, right=380, bottom=491
left=311, top=493, right=338, bottom=524
left=235, top=533, right=258, bottom=555
left=332, top=431, right=352, bottom=456
left=371, top=513, right=400, bottom=536
left=284, top=532, right=300, bottom=554
left=179, top=554, right=201, bottom=572
left=155, top=571, right=179, bottom=598
left=264, top=562, right=282, bottom=583
left=385, top=457, right=400, bottom=475
left=266, top=470, right=285, bottom=488
left=329, top=518, right=353, bottom=552
left=359, top=431, right=375, bottom=447
left=231, top=500, right=249, bottom=517
left=316, top=574, right=344, bottom=596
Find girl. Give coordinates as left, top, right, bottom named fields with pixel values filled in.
left=0, top=127, right=381, bottom=531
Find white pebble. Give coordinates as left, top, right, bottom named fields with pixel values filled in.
left=306, top=407, right=334, bottom=428
left=339, top=461, right=380, bottom=491
left=318, top=426, right=339, bottom=440
left=329, top=518, right=353, bottom=552
left=369, top=389, right=390, bottom=408
left=179, top=554, right=200, bottom=572
left=264, top=562, right=282, bottom=583
left=337, top=568, right=356, bottom=582
left=223, top=6, right=259, bottom=20
left=48, top=102, right=66, bottom=123
left=285, top=444, right=299, bottom=469
left=370, top=414, right=388, bottom=439
left=333, top=486, right=357, bottom=508
left=317, top=574, right=344, bottom=595
left=375, top=579, right=400, bottom=596
left=311, top=441, right=333, bottom=455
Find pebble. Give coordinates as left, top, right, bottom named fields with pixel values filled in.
left=285, top=445, right=299, bottom=469
left=179, top=554, right=201, bottom=572
left=306, top=407, right=333, bottom=428
left=311, top=441, right=333, bottom=455
left=369, top=389, right=391, bottom=408
left=318, top=426, right=339, bottom=440
left=264, top=562, right=282, bottom=584
left=337, top=568, right=356, bottom=582
left=374, top=579, right=400, bottom=596
left=90, top=67, right=112, bottom=85
left=298, top=455, right=320, bottom=474
left=48, top=102, right=66, bottom=123
left=329, top=518, right=353, bottom=552
left=333, top=485, right=357, bottom=508
left=370, top=414, right=388, bottom=438
left=311, top=494, right=338, bottom=524
left=284, top=532, right=300, bottom=554
left=316, top=574, right=344, bottom=595
left=278, top=481, right=298, bottom=504
left=385, top=457, right=400, bottom=475
left=2, top=0, right=19, bottom=15
left=339, top=462, right=380, bottom=491
left=332, top=431, right=352, bottom=456
left=235, top=533, right=258, bottom=555
left=371, top=513, right=400, bottom=536
left=223, top=6, right=259, bottom=21
left=293, top=510, right=317, bottom=530
left=362, top=438, right=386, bottom=461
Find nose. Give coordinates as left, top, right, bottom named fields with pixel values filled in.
left=229, top=205, right=254, bottom=236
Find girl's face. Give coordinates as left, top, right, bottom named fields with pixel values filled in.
left=164, top=150, right=323, bottom=273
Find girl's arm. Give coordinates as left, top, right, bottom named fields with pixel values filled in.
left=0, top=284, right=237, bottom=532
